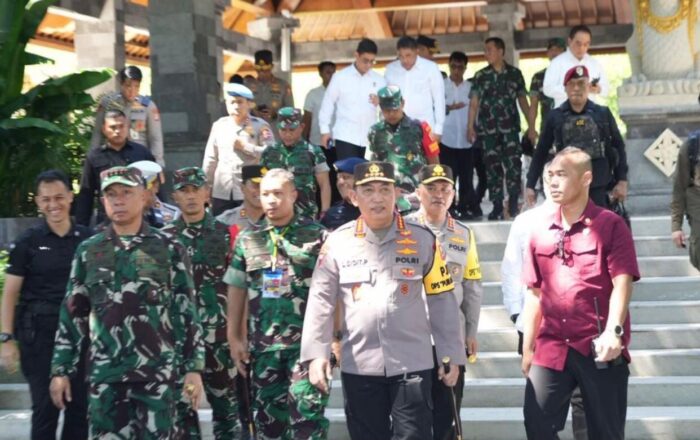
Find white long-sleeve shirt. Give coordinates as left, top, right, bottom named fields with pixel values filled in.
left=384, top=56, right=446, bottom=135
left=500, top=201, right=555, bottom=332
left=318, top=63, right=386, bottom=147
left=542, top=48, right=610, bottom=108
left=441, top=78, right=472, bottom=150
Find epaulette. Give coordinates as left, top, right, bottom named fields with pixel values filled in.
left=403, top=216, right=436, bottom=238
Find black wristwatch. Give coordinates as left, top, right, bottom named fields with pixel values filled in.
left=333, top=330, right=343, bottom=341
left=0, top=333, right=14, bottom=343
left=613, top=325, right=624, bottom=338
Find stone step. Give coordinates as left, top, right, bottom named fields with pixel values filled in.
left=463, top=349, right=700, bottom=379
left=481, top=276, right=700, bottom=306
left=478, top=323, right=700, bottom=352
left=467, top=215, right=675, bottom=243
left=480, top=256, right=700, bottom=282
left=2, top=407, right=700, bottom=440
left=323, top=376, right=700, bottom=409
left=478, top=301, right=700, bottom=329
left=477, top=235, right=687, bottom=261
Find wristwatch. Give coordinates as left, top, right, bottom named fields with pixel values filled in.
left=0, top=333, right=14, bottom=343
left=333, top=330, right=343, bottom=342
left=612, top=325, right=624, bottom=338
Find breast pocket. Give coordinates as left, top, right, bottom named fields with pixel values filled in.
left=569, top=240, right=598, bottom=277
left=391, top=266, right=422, bottom=302
left=85, top=270, right=113, bottom=307
left=534, top=244, right=559, bottom=276
left=339, top=267, right=372, bottom=302
left=136, top=266, right=170, bottom=305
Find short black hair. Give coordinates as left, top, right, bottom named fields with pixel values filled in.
left=485, top=37, right=506, bottom=52
left=397, top=36, right=418, bottom=51
left=228, top=74, right=244, bottom=84
left=569, top=25, right=592, bottom=40
left=118, top=65, right=143, bottom=83
left=318, top=61, right=336, bottom=73
left=35, top=169, right=71, bottom=193
left=104, top=108, right=127, bottom=120
left=356, top=38, right=378, bottom=55
left=449, top=51, right=468, bottom=65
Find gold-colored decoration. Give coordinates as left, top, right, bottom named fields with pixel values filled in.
left=636, top=0, right=697, bottom=55
left=432, top=165, right=446, bottom=176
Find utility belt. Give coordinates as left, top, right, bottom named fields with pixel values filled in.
left=15, top=301, right=61, bottom=345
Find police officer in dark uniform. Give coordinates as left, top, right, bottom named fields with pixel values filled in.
left=75, top=108, right=155, bottom=226
left=0, top=170, right=92, bottom=440
left=320, top=157, right=365, bottom=230
left=526, top=65, right=628, bottom=208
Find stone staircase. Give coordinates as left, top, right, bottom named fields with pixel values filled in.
left=0, top=216, right=698, bottom=439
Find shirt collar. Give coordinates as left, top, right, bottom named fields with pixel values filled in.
left=39, top=220, right=78, bottom=237
left=550, top=199, right=600, bottom=231
left=104, top=219, right=153, bottom=243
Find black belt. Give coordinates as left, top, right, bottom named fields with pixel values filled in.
left=20, top=302, right=61, bottom=315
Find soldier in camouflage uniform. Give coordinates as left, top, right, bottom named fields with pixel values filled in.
left=467, top=37, right=536, bottom=220
left=250, top=50, right=295, bottom=129
left=49, top=166, right=205, bottom=439
left=162, top=167, right=240, bottom=439
left=529, top=38, right=566, bottom=132
left=368, top=85, right=440, bottom=213
left=260, top=107, right=331, bottom=220
left=225, top=168, right=329, bottom=440
left=91, top=66, right=165, bottom=166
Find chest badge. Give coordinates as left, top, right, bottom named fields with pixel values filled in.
left=400, top=283, right=409, bottom=295
left=397, top=248, right=417, bottom=255
left=401, top=267, right=415, bottom=277
left=396, top=238, right=417, bottom=245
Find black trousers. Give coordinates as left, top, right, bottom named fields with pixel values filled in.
left=334, top=139, right=366, bottom=161
left=473, top=146, right=487, bottom=204
left=589, top=186, right=610, bottom=209
left=431, top=363, right=465, bottom=440
left=342, top=370, right=433, bottom=440
left=439, top=145, right=477, bottom=212
left=317, top=144, right=341, bottom=206
left=19, top=315, right=88, bottom=440
left=524, top=348, right=629, bottom=440
left=211, top=198, right=242, bottom=216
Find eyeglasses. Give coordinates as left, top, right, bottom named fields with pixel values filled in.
left=100, top=167, right=139, bottom=180
left=174, top=168, right=199, bottom=179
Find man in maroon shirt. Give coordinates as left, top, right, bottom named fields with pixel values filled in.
left=521, top=147, right=640, bottom=440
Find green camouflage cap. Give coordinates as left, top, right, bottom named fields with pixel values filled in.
left=173, top=166, right=207, bottom=190
left=547, top=37, right=566, bottom=50
left=100, top=166, right=143, bottom=192
left=378, top=85, right=402, bottom=110
left=419, top=164, right=454, bottom=185
left=277, top=107, right=302, bottom=129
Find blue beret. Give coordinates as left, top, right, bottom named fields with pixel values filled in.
left=334, top=157, right=368, bottom=174
left=224, top=83, right=254, bottom=100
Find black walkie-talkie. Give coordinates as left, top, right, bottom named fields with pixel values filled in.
left=592, top=297, right=609, bottom=369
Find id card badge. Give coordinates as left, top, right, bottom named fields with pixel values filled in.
left=262, top=269, right=283, bottom=298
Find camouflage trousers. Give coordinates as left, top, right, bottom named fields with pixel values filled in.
left=252, top=349, right=329, bottom=440
left=481, top=131, right=522, bottom=202
left=176, top=341, right=241, bottom=439
left=88, top=381, right=175, bottom=439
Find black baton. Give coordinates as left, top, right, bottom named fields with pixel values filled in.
left=442, top=356, right=463, bottom=440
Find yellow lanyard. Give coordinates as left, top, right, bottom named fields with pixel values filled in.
left=269, top=226, right=289, bottom=271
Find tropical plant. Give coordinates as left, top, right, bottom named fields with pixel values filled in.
left=0, top=0, right=113, bottom=217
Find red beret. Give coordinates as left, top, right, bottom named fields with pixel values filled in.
left=563, top=65, right=589, bottom=85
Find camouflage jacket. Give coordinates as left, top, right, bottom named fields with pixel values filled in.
left=161, top=212, right=231, bottom=343
left=368, top=116, right=430, bottom=193
left=51, top=222, right=205, bottom=384
left=530, top=68, right=554, bottom=131
left=469, top=63, right=527, bottom=135
left=260, top=139, right=330, bottom=219
left=223, top=216, right=327, bottom=353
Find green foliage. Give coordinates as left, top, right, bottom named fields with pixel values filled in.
left=0, top=250, right=7, bottom=296
left=0, top=0, right=112, bottom=217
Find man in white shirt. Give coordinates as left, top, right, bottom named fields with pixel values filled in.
left=441, top=51, right=476, bottom=220
left=303, top=61, right=340, bottom=204
left=202, top=83, right=275, bottom=215
left=319, top=39, right=386, bottom=160
left=384, top=36, right=446, bottom=142
left=543, top=25, right=610, bottom=108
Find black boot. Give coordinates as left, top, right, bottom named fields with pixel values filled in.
left=488, top=202, right=504, bottom=221
left=508, top=195, right=520, bottom=219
